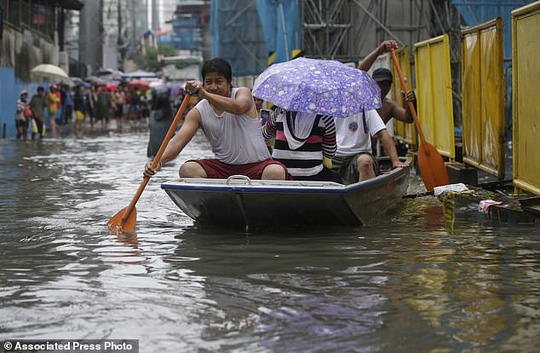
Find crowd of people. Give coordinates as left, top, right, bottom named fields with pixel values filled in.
left=15, top=80, right=186, bottom=162
left=144, top=40, right=416, bottom=185
left=15, top=81, right=178, bottom=141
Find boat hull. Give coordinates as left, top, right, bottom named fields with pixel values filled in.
left=162, top=159, right=410, bottom=228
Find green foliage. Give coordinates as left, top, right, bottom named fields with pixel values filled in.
left=172, top=59, right=201, bottom=69
left=135, top=45, right=178, bottom=72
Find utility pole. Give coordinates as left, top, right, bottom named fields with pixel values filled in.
left=99, top=0, right=104, bottom=69
left=152, top=0, right=160, bottom=31
left=118, top=0, right=123, bottom=68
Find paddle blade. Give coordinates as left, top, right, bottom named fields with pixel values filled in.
left=417, top=141, right=450, bottom=191
left=107, top=207, right=137, bottom=234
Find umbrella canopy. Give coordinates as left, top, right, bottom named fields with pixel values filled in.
left=84, top=76, right=107, bottom=86
left=97, top=68, right=113, bottom=76
left=154, top=84, right=170, bottom=94
left=98, top=68, right=124, bottom=81
left=252, top=57, right=381, bottom=117
left=149, top=80, right=164, bottom=88
left=122, top=70, right=157, bottom=79
left=71, top=77, right=90, bottom=88
left=149, top=80, right=169, bottom=93
left=31, top=64, right=70, bottom=82
left=95, top=78, right=107, bottom=86
left=84, top=75, right=98, bottom=83
left=71, top=77, right=84, bottom=85
left=127, top=79, right=150, bottom=91
left=106, top=82, right=118, bottom=91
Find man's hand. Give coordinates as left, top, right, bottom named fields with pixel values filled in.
left=392, top=160, right=408, bottom=169
left=358, top=40, right=399, bottom=71
left=379, top=40, right=398, bottom=54
left=402, top=90, right=416, bottom=102
left=185, top=81, right=203, bottom=96
left=143, top=162, right=162, bottom=178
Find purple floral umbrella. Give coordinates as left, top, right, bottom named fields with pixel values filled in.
left=252, top=57, right=381, bottom=117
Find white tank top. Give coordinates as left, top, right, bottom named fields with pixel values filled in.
left=195, top=88, right=271, bottom=164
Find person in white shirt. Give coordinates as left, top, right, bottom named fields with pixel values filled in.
left=332, top=109, right=407, bottom=184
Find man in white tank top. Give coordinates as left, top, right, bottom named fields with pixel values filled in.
left=144, top=58, right=288, bottom=180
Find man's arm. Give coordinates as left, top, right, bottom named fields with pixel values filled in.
left=390, top=91, right=415, bottom=124
left=374, top=128, right=407, bottom=168
left=358, top=40, right=398, bottom=71
left=186, top=82, right=256, bottom=118
left=143, top=108, right=201, bottom=177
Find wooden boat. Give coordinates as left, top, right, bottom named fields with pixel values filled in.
left=161, top=158, right=411, bottom=228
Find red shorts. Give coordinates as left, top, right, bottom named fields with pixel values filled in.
left=188, top=158, right=290, bottom=180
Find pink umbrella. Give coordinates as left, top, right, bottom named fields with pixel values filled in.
left=106, top=83, right=117, bottom=92
left=127, top=79, right=150, bottom=91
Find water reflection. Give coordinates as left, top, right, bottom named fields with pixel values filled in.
left=169, top=228, right=389, bottom=352
left=386, top=202, right=540, bottom=351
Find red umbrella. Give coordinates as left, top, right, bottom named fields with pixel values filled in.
left=106, top=83, right=117, bottom=92
left=127, top=79, right=150, bottom=91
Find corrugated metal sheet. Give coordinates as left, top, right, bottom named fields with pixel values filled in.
left=461, top=18, right=505, bottom=178
left=414, top=34, right=455, bottom=160
left=512, top=1, right=540, bottom=195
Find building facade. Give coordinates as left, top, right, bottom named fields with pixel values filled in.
left=159, top=0, right=210, bottom=58
left=0, top=0, right=83, bottom=137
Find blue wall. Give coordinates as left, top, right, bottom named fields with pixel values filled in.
left=452, top=0, right=534, bottom=58
left=0, top=67, right=47, bottom=139
left=451, top=0, right=536, bottom=138
left=211, top=0, right=267, bottom=76
left=256, top=0, right=302, bottom=64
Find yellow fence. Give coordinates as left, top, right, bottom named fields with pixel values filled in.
left=414, top=34, right=455, bottom=160
left=512, top=2, right=540, bottom=195
left=461, top=18, right=505, bottom=178
left=391, top=46, right=417, bottom=148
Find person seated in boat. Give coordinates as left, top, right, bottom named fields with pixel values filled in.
left=143, top=58, right=288, bottom=181
left=358, top=40, right=416, bottom=125
left=332, top=109, right=407, bottom=184
left=262, top=107, right=342, bottom=183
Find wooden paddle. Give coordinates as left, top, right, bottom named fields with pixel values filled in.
left=390, top=49, right=449, bottom=191
left=107, top=94, right=192, bottom=233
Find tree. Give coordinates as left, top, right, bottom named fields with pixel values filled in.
left=135, top=45, right=178, bottom=72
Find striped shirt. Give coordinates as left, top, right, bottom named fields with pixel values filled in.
left=262, top=108, right=336, bottom=177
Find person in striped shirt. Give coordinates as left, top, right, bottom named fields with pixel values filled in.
left=262, top=107, right=342, bottom=183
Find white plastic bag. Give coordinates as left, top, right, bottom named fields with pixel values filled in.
left=433, top=183, right=469, bottom=197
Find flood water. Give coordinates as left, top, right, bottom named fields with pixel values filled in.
left=1, top=126, right=540, bottom=353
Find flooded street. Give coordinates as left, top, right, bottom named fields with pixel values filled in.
left=1, top=127, right=540, bottom=352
